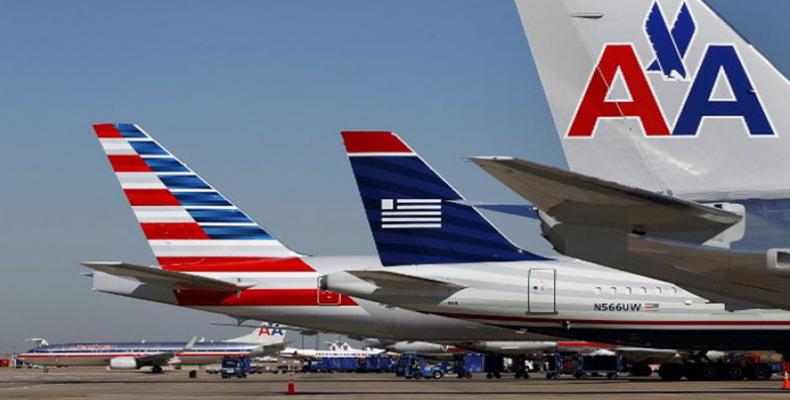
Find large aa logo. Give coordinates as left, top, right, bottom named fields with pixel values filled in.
left=567, top=1, right=774, bottom=138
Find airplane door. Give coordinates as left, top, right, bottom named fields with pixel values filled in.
left=317, top=277, right=342, bottom=305
left=528, top=268, right=556, bottom=314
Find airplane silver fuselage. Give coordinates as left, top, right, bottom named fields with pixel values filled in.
left=322, top=256, right=790, bottom=351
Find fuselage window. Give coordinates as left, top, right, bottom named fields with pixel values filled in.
left=595, top=286, right=602, bottom=294
left=656, top=287, right=662, bottom=295
left=626, top=287, right=633, bottom=295
left=640, top=287, right=647, bottom=294
left=609, top=286, right=617, bottom=294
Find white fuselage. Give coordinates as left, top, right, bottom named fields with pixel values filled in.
left=322, top=256, right=790, bottom=351
left=17, top=341, right=259, bottom=368
left=90, top=256, right=552, bottom=343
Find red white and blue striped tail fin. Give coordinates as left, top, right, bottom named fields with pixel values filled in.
left=93, top=123, right=308, bottom=272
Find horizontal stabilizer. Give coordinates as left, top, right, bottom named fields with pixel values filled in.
left=81, top=262, right=254, bottom=292
left=348, top=270, right=464, bottom=292
left=471, top=157, right=740, bottom=233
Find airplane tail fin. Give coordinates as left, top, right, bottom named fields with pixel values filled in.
left=225, top=323, right=287, bottom=344
left=515, top=0, right=790, bottom=198
left=92, top=123, right=310, bottom=272
left=341, top=131, right=546, bottom=266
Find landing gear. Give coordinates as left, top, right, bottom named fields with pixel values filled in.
left=512, top=355, right=530, bottom=379
left=483, top=354, right=504, bottom=379
left=188, top=370, right=198, bottom=379
left=696, top=364, right=718, bottom=380
left=514, top=371, right=530, bottom=379
left=658, top=359, right=771, bottom=381
left=152, top=365, right=164, bottom=374
left=722, top=364, right=743, bottom=380
left=745, top=363, right=772, bottom=380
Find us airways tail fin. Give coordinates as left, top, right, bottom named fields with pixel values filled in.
left=341, top=131, right=546, bottom=266
left=515, top=0, right=790, bottom=199
left=225, top=323, right=286, bottom=344
left=92, top=123, right=308, bottom=272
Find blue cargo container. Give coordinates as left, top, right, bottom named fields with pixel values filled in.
left=361, top=356, right=393, bottom=372
left=464, top=354, right=485, bottom=373
left=303, top=357, right=364, bottom=373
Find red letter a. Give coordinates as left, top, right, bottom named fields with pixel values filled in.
left=568, top=45, right=670, bottom=137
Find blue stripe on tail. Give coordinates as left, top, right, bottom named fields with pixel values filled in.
left=348, top=155, right=547, bottom=266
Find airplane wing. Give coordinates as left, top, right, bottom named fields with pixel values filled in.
left=82, top=262, right=254, bottom=292
left=614, top=347, right=680, bottom=364
left=626, top=234, right=765, bottom=276
left=135, top=336, right=198, bottom=367
left=470, top=157, right=740, bottom=233
left=347, top=270, right=465, bottom=292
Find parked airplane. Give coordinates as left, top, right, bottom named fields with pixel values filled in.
left=16, top=324, right=286, bottom=373
left=322, top=131, right=790, bottom=380
left=280, top=341, right=385, bottom=360
left=469, top=0, right=790, bottom=311
left=83, top=123, right=551, bottom=344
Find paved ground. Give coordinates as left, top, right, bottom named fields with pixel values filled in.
left=2, top=367, right=789, bottom=399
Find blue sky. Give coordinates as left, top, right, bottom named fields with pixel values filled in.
left=0, top=0, right=787, bottom=352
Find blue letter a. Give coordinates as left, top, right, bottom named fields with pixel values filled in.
left=674, top=45, right=773, bottom=136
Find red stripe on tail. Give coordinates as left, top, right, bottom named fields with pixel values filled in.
left=123, top=189, right=181, bottom=206
left=141, top=223, right=209, bottom=240
left=94, top=124, right=123, bottom=138
left=108, top=155, right=152, bottom=172
left=341, top=131, right=412, bottom=154
left=158, top=257, right=316, bottom=272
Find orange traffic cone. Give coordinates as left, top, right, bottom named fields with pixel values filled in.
left=287, top=372, right=295, bottom=395
left=783, top=371, right=790, bottom=390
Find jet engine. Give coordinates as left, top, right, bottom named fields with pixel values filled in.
left=109, top=356, right=138, bottom=369
left=386, top=341, right=448, bottom=354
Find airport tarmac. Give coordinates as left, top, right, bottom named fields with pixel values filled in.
left=1, top=367, right=789, bottom=399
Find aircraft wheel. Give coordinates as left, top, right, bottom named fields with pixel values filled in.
left=432, top=371, right=443, bottom=379
left=753, top=364, right=772, bottom=380
left=189, top=370, right=197, bottom=379
left=724, top=364, right=743, bottom=380
left=152, top=365, right=164, bottom=374
left=699, top=365, right=717, bottom=380
left=486, top=373, right=492, bottom=379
